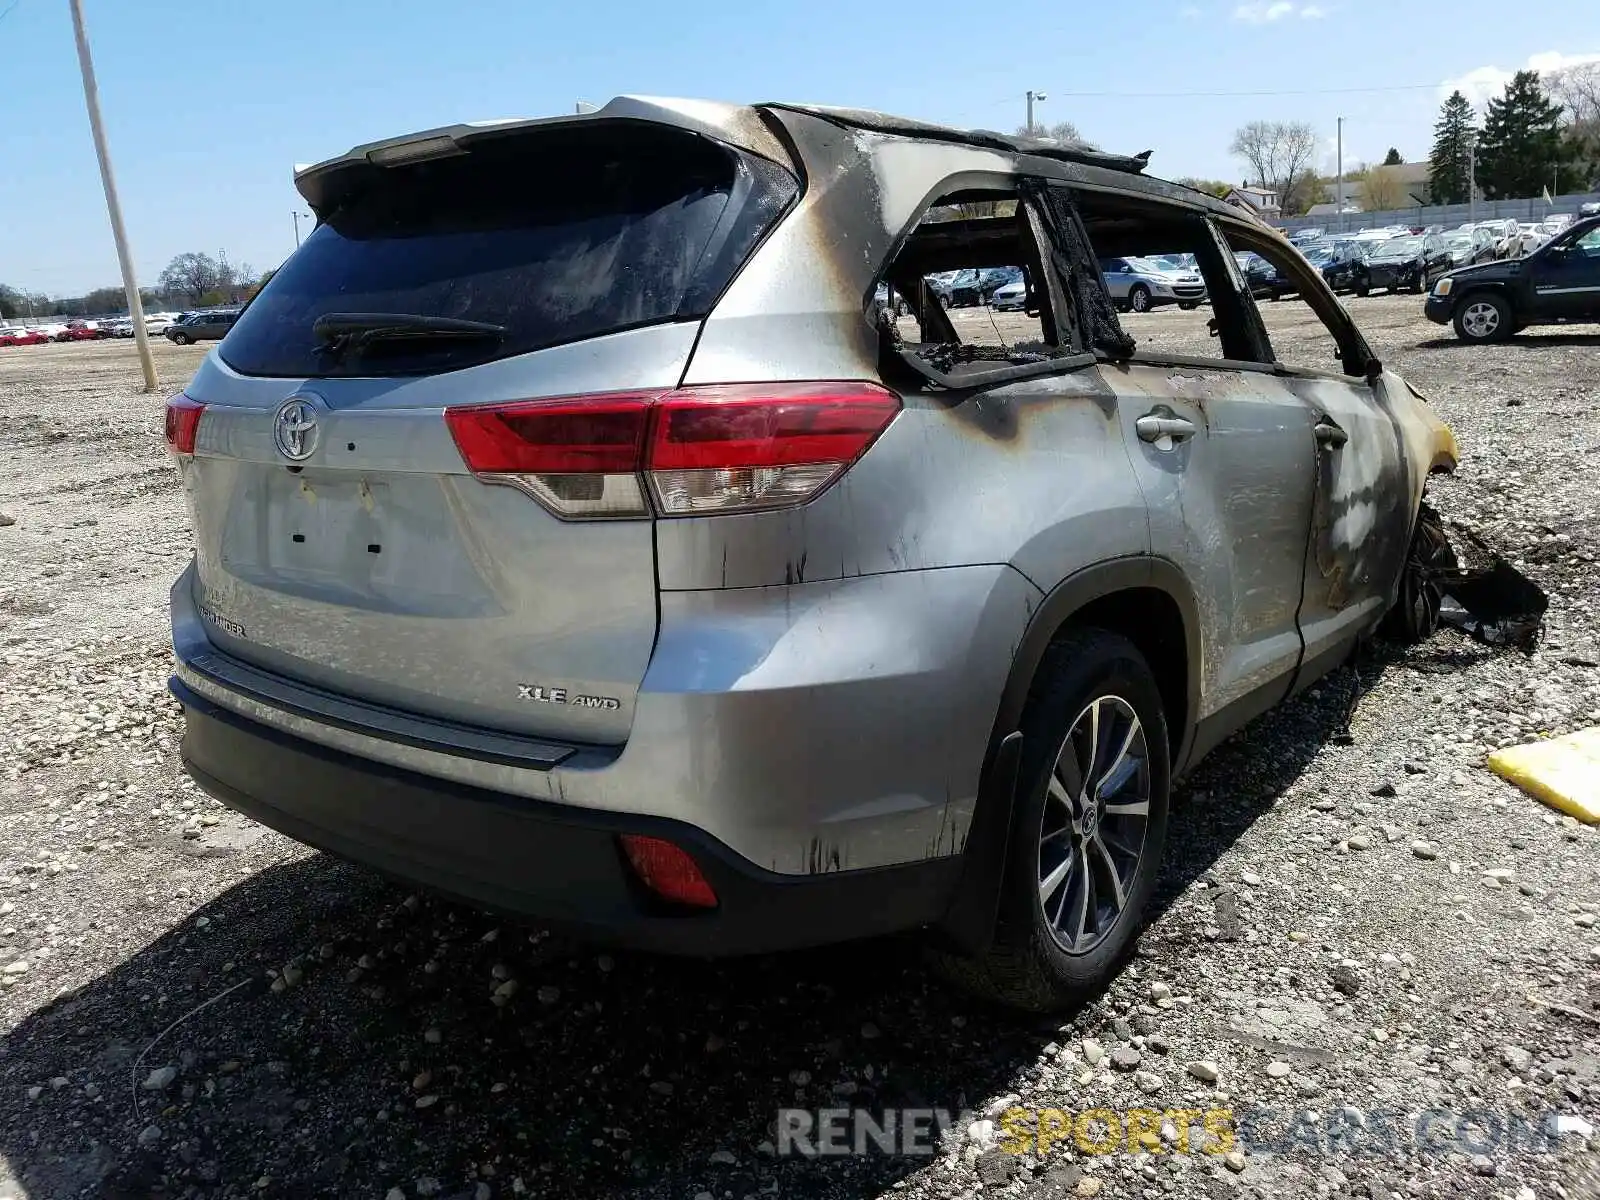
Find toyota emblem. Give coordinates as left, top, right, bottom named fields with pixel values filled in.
left=273, top=397, right=319, bottom=461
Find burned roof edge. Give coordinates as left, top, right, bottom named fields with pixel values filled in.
left=764, top=103, right=1153, bottom=176
left=761, top=103, right=1270, bottom=227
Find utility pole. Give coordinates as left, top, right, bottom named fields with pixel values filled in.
left=1467, top=137, right=1476, bottom=223
left=1336, top=117, right=1344, bottom=233
left=70, top=0, right=157, bottom=392
left=1025, top=90, right=1047, bottom=137
left=292, top=210, right=311, bottom=248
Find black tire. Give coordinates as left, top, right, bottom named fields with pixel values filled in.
left=1178, top=302, right=1198, bottom=311
left=932, top=629, right=1171, bottom=1011
left=1452, top=292, right=1511, bottom=343
left=171, top=332, right=192, bottom=345
left=1127, top=284, right=1152, bottom=314
left=1379, top=502, right=1456, bottom=644
left=1354, top=284, right=1370, bottom=298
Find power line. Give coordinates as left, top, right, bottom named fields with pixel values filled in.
left=1037, top=83, right=1441, bottom=99
left=949, top=79, right=1444, bottom=128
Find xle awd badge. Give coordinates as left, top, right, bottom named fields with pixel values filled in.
left=518, top=685, right=621, bottom=711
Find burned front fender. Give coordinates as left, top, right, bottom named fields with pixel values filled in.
left=1389, top=374, right=1459, bottom=484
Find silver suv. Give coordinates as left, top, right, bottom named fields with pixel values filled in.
left=166, top=98, right=1458, bottom=1009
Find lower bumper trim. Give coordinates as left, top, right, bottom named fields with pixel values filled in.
left=174, top=679, right=961, bottom=957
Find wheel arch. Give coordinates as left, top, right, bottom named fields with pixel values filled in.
left=937, top=557, right=1202, bottom=953
left=1450, top=280, right=1512, bottom=309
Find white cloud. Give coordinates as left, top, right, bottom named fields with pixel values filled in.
left=1440, top=50, right=1600, bottom=109
left=1233, top=1, right=1294, bottom=21
left=1233, top=1, right=1324, bottom=22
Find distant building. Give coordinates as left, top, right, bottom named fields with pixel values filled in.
left=1223, top=185, right=1282, bottom=217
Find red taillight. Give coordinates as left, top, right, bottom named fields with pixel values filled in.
left=649, top=383, right=902, bottom=470
left=618, top=834, right=719, bottom=909
left=444, top=393, right=656, bottom=474
left=444, top=382, right=900, bottom=520
left=165, top=394, right=205, bottom=455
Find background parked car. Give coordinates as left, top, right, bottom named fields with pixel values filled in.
left=1363, top=234, right=1452, bottom=293
left=946, top=266, right=1021, bottom=307
left=990, top=277, right=1028, bottom=311
left=1427, top=214, right=1600, bottom=341
left=1231, top=250, right=1278, bottom=299
left=1516, top=223, right=1547, bottom=256
left=1441, top=230, right=1494, bottom=269
left=57, top=321, right=108, bottom=342
left=1303, top=240, right=1372, bottom=295
left=165, top=310, right=239, bottom=344
left=0, top=327, right=50, bottom=347
left=1101, top=257, right=1207, bottom=311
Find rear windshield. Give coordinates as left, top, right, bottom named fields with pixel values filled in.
left=222, top=123, right=796, bottom=378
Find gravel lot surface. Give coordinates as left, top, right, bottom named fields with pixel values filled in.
left=1, top=303, right=1597, bottom=1200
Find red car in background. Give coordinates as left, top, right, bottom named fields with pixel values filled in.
left=0, top=328, right=50, bottom=347
left=56, top=323, right=107, bottom=342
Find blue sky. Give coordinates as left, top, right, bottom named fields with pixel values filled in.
left=0, top=0, right=1594, bottom=296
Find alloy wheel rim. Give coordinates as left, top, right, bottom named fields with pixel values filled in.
left=1037, top=695, right=1151, bottom=954
left=1131, top=291, right=1150, bottom=312
left=1463, top=302, right=1499, bottom=338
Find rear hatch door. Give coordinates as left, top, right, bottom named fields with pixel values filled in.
left=180, top=118, right=796, bottom=744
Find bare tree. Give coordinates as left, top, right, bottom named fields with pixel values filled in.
left=1356, top=165, right=1405, bottom=211
left=1546, top=61, right=1600, bottom=124
left=1016, top=120, right=1094, bottom=148
left=157, top=252, right=226, bottom=303
left=1229, top=120, right=1319, bottom=211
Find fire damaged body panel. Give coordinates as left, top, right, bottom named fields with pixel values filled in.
left=168, top=94, right=1470, bottom=975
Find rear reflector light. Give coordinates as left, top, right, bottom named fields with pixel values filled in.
left=164, top=394, right=206, bottom=455
left=618, top=834, right=719, bottom=909
left=444, top=382, right=900, bottom=519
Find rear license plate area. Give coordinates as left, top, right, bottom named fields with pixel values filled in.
left=259, top=472, right=391, bottom=581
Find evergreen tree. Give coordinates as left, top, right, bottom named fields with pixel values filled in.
left=1382, top=147, right=1404, bottom=165
left=1476, top=71, right=1571, bottom=198
left=1428, top=91, right=1477, bottom=204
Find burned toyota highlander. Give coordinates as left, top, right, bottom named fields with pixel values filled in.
left=165, top=97, right=1461, bottom=1010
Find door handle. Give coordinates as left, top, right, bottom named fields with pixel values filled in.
left=1135, top=414, right=1198, bottom=444
left=1313, top=419, right=1348, bottom=449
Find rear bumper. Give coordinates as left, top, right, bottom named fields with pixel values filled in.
left=170, top=560, right=1037, bottom=878
left=175, top=680, right=961, bottom=956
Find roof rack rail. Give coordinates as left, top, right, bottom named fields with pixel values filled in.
left=762, top=104, right=1153, bottom=175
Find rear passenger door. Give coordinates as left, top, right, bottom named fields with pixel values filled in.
left=1223, top=228, right=1414, bottom=680
left=1061, top=187, right=1322, bottom=729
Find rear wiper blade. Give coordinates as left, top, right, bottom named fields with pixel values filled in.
left=312, top=312, right=506, bottom=358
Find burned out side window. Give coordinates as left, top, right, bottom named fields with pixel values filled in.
left=1061, top=186, right=1268, bottom=366
left=875, top=189, right=1084, bottom=385
left=1219, top=226, right=1370, bottom=378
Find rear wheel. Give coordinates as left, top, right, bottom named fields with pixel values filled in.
left=1128, top=285, right=1152, bottom=314
left=171, top=332, right=193, bottom=345
left=932, top=630, right=1171, bottom=1011
left=1453, top=293, right=1510, bottom=342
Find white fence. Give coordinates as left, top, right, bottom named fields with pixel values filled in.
left=1279, top=191, right=1600, bottom=236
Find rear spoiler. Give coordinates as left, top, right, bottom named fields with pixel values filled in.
left=293, top=96, right=793, bottom=214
